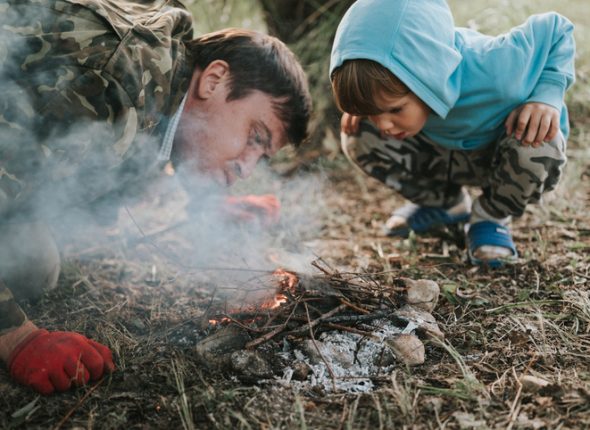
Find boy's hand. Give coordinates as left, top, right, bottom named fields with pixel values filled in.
left=505, top=102, right=560, bottom=147
left=341, top=113, right=363, bottom=135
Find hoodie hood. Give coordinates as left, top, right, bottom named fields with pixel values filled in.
left=330, top=0, right=462, bottom=118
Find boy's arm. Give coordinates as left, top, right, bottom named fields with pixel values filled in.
left=504, top=13, right=575, bottom=146
left=512, top=12, right=575, bottom=111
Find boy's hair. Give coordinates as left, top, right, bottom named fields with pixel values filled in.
left=331, top=59, right=409, bottom=115
left=187, top=29, right=312, bottom=147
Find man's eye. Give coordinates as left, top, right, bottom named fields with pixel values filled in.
left=254, top=132, right=262, bottom=145
left=248, top=131, right=262, bottom=146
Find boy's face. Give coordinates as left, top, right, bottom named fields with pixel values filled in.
left=367, top=91, right=430, bottom=140
left=173, top=62, right=287, bottom=187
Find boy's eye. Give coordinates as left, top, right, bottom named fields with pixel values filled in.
left=389, top=107, right=403, bottom=114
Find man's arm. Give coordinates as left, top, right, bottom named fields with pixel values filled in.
left=0, top=280, right=115, bottom=394
left=0, top=281, right=35, bottom=362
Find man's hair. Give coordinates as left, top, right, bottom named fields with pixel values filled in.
left=187, top=29, right=312, bottom=147
left=331, top=59, right=409, bottom=115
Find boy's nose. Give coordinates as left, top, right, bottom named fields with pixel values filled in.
left=369, top=114, right=393, bottom=132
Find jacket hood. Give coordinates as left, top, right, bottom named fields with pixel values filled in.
left=330, top=0, right=462, bottom=118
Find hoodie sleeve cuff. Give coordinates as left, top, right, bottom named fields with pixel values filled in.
left=527, top=78, right=566, bottom=111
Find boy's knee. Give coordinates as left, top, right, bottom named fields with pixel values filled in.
left=0, top=222, right=61, bottom=302
left=500, top=133, right=567, bottom=186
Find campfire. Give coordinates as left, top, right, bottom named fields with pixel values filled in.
left=196, top=264, right=443, bottom=392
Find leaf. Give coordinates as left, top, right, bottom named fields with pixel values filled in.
left=11, top=397, right=40, bottom=419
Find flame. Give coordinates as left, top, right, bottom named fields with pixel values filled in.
left=272, top=268, right=298, bottom=291
left=207, top=268, right=299, bottom=325
left=259, top=268, right=298, bottom=309
left=261, top=293, right=288, bottom=310
left=208, top=317, right=231, bottom=326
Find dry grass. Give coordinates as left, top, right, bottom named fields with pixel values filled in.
left=1, top=144, right=587, bottom=429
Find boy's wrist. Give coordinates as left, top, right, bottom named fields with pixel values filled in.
left=0, top=321, right=39, bottom=363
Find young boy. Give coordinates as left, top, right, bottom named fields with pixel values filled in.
left=330, top=0, right=575, bottom=266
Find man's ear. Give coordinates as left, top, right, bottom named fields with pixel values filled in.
left=194, top=60, right=230, bottom=100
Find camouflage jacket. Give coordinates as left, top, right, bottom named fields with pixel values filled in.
left=0, top=0, right=195, bottom=335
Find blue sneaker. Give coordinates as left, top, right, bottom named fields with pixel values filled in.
left=466, top=221, right=518, bottom=267
left=385, top=193, right=472, bottom=238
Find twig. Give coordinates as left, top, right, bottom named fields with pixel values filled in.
left=224, top=316, right=264, bottom=334
left=245, top=297, right=303, bottom=349
left=323, top=323, right=379, bottom=340
left=339, top=298, right=371, bottom=314
left=304, top=302, right=337, bottom=392
left=506, top=367, right=523, bottom=430
left=320, top=311, right=393, bottom=325
left=311, top=259, right=334, bottom=276
left=52, top=378, right=105, bottom=430
left=285, top=304, right=347, bottom=336
left=126, top=220, right=189, bottom=247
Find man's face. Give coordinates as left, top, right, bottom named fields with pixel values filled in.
left=367, top=91, right=430, bottom=140
left=173, top=62, right=287, bottom=187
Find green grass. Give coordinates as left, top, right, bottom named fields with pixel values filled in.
left=184, top=0, right=265, bottom=34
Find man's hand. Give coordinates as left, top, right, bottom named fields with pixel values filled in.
left=7, top=329, right=115, bottom=395
left=223, top=194, right=281, bottom=226
left=341, top=113, right=363, bottom=135
left=505, top=102, right=560, bottom=147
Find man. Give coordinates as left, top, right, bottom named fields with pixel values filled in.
left=0, top=0, right=311, bottom=394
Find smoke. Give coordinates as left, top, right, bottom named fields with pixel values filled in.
left=109, top=161, right=327, bottom=305
left=0, top=2, right=326, bottom=306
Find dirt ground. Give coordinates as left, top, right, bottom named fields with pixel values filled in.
left=1, top=124, right=588, bottom=429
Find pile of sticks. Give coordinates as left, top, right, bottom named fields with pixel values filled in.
left=204, top=265, right=427, bottom=349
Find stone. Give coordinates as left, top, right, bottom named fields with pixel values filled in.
left=230, top=350, right=273, bottom=381
left=402, top=278, right=440, bottom=312
left=195, top=325, right=251, bottom=367
left=386, top=334, right=425, bottom=366
left=519, top=375, right=550, bottom=393
left=292, top=361, right=311, bottom=381
left=300, top=338, right=354, bottom=368
left=396, top=305, right=445, bottom=340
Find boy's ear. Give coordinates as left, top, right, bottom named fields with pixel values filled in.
left=194, top=60, right=230, bottom=99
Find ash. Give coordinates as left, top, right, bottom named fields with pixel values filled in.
left=277, top=319, right=411, bottom=393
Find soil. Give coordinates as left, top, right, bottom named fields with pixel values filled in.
left=1, top=149, right=589, bottom=429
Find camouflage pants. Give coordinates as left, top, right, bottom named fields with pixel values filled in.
left=342, top=122, right=567, bottom=218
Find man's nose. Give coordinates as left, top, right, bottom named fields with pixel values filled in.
left=236, top=153, right=260, bottom=180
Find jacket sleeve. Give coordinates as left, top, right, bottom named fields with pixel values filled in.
left=0, top=65, right=141, bottom=218
left=0, top=282, right=27, bottom=336
left=508, top=12, right=576, bottom=110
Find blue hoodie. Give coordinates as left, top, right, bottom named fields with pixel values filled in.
left=329, top=0, right=576, bottom=150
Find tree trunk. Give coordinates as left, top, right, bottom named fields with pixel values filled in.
left=258, top=1, right=355, bottom=153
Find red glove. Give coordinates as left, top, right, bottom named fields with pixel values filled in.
left=223, top=194, right=281, bottom=226
left=8, top=330, right=115, bottom=395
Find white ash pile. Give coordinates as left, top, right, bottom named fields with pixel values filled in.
left=196, top=270, right=442, bottom=393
